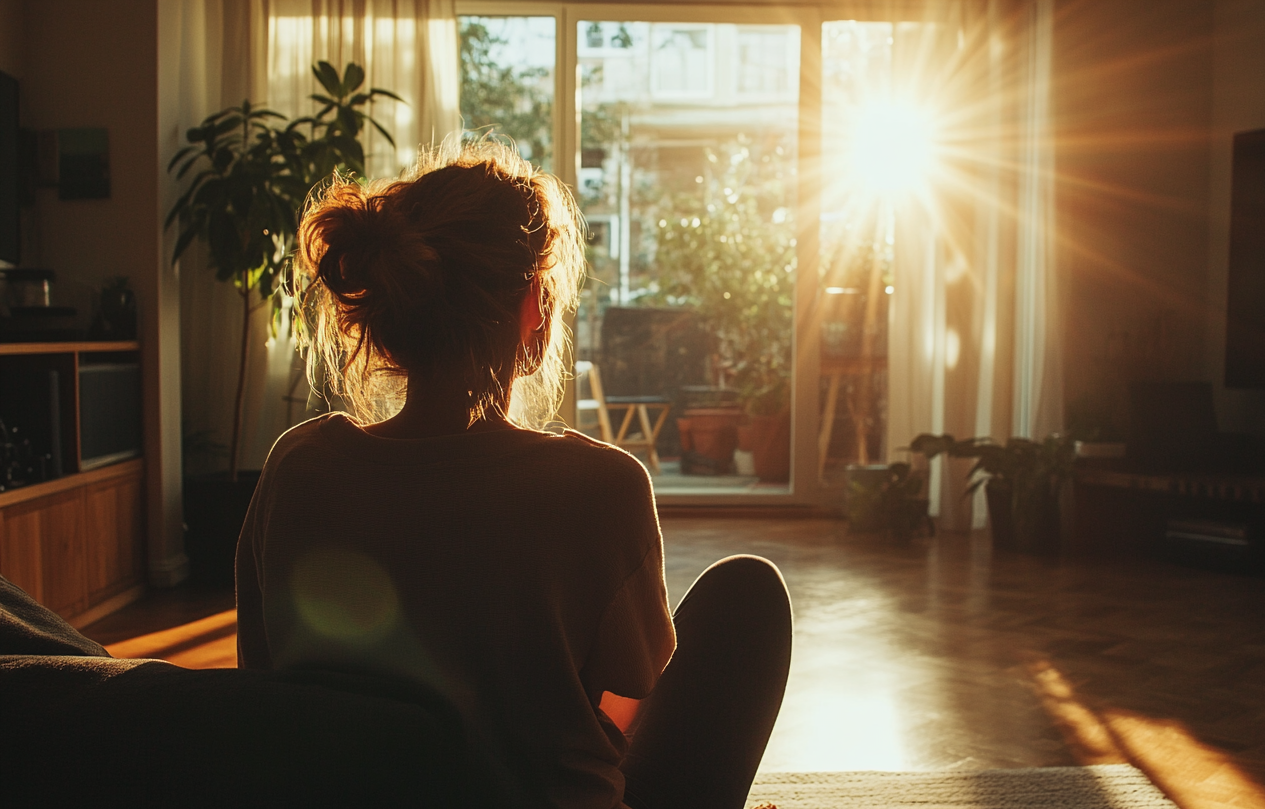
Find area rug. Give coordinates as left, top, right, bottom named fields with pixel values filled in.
left=744, top=764, right=1178, bottom=809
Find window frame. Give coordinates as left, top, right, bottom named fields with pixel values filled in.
left=457, top=1, right=828, bottom=507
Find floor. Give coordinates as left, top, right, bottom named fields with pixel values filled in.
left=82, top=517, right=1265, bottom=809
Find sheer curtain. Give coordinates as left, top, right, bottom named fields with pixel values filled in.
left=173, top=0, right=460, bottom=474
left=885, top=0, right=1063, bottom=528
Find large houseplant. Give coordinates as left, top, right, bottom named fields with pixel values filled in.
left=166, top=62, right=401, bottom=482
left=910, top=432, right=1077, bottom=554
left=167, top=63, right=400, bottom=582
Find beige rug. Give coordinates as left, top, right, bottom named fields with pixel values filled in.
left=744, top=765, right=1177, bottom=809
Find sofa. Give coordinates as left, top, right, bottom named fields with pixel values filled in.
left=0, top=574, right=494, bottom=807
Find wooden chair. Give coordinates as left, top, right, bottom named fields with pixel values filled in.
left=576, top=360, right=671, bottom=473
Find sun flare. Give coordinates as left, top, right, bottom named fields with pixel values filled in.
left=849, top=100, right=938, bottom=198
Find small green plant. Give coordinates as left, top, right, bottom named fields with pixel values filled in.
left=165, top=62, right=400, bottom=480
left=847, top=462, right=933, bottom=540
left=910, top=432, right=1078, bottom=551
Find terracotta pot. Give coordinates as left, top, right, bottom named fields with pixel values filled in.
left=681, top=408, right=742, bottom=469
left=748, top=413, right=791, bottom=482
left=676, top=418, right=694, bottom=453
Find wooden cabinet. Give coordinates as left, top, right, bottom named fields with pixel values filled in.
left=0, top=341, right=145, bottom=626
left=0, top=460, right=145, bottom=625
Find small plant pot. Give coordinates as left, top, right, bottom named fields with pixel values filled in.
left=679, top=408, right=742, bottom=473
left=986, top=478, right=1060, bottom=555
left=747, top=413, right=791, bottom=483
left=985, top=479, right=1016, bottom=551
left=845, top=464, right=891, bottom=533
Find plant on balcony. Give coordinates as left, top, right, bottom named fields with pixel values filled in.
left=165, top=62, right=400, bottom=481
left=648, top=138, right=796, bottom=479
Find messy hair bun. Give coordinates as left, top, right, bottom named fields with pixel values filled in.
left=292, top=139, right=585, bottom=427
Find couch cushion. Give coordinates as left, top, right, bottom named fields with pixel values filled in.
left=0, top=653, right=496, bottom=807
left=0, top=573, right=107, bottom=656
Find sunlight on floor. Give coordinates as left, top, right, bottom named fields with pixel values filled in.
left=104, top=609, right=238, bottom=669
left=1030, top=659, right=1265, bottom=809
left=762, top=682, right=908, bottom=772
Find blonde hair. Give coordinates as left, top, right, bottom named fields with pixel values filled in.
left=291, top=140, right=585, bottom=428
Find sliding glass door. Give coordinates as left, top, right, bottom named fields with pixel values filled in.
left=456, top=4, right=906, bottom=505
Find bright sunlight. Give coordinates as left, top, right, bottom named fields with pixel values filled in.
left=849, top=100, right=938, bottom=198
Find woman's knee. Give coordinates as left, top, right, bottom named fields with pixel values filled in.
left=681, top=555, right=792, bottom=630
left=697, top=555, right=788, bottom=601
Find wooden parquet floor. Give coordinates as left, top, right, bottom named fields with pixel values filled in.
left=81, top=517, right=1265, bottom=809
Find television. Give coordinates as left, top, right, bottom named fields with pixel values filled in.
left=0, top=69, right=18, bottom=266
left=1225, top=128, right=1265, bottom=388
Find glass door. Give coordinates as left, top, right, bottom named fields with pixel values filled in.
left=573, top=18, right=801, bottom=497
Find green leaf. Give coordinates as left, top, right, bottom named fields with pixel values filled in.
left=172, top=222, right=202, bottom=264
left=336, top=106, right=360, bottom=137
left=342, top=63, right=365, bottom=95
left=314, top=61, right=341, bottom=96
left=368, top=117, right=396, bottom=148
left=167, top=144, right=199, bottom=172
left=369, top=87, right=405, bottom=103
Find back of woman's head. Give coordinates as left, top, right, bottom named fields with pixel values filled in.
left=293, top=140, right=585, bottom=427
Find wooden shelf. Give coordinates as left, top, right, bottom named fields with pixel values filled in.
left=0, top=340, right=139, bottom=356
left=0, top=457, right=144, bottom=509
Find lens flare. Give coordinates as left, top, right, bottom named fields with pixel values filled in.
left=849, top=100, right=938, bottom=198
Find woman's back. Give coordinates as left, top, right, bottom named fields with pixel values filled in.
left=237, top=414, right=673, bottom=807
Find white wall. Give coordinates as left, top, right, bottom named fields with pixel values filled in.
left=1206, top=0, right=1265, bottom=436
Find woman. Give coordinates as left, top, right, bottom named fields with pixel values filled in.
left=236, top=141, right=792, bottom=809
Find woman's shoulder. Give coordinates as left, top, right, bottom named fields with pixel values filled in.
left=260, top=413, right=344, bottom=467
left=538, top=429, right=652, bottom=480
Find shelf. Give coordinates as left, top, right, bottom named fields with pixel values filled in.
left=0, top=341, right=140, bottom=356
left=0, top=457, right=144, bottom=509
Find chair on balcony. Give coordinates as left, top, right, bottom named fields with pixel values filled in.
left=576, top=360, right=671, bottom=473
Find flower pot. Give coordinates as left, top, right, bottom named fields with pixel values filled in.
left=748, top=413, right=791, bottom=482
left=986, top=478, right=1060, bottom=555
left=985, top=479, right=1016, bottom=551
left=845, top=464, right=891, bottom=533
left=678, top=408, right=741, bottom=474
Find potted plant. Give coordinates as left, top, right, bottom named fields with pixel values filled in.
left=649, top=137, right=796, bottom=481
left=167, top=62, right=400, bottom=581
left=844, top=461, right=933, bottom=540
left=910, top=432, right=1078, bottom=554
left=736, top=368, right=791, bottom=482
left=167, top=61, right=400, bottom=481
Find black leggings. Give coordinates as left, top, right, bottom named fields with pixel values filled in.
left=619, top=555, right=793, bottom=809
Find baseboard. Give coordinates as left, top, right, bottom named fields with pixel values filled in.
left=69, top=584, right=146, bottom=630
left=658, top=503, right=840, bottom=519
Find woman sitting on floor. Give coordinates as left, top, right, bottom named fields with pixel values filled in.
left=234, top=140, right=792, bottom=809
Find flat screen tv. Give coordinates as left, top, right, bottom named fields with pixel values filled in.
left=0, top=70, right=18, bottom=266
left=1226, top=128, right=1265, bottom=388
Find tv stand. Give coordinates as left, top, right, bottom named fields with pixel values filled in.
left=0, top=341, right=144, bottom=626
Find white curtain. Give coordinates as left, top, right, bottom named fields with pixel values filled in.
left=886, top=0, right=1063, bottom=528
left=174, top=0, right=460, bottom=474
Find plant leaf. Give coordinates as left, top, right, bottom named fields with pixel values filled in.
left=314, top=61, right=341, bottom=96
left=172, top=223, right=202, bottom=264
left=342, top=63, right=366, bottom=95
left=369, top=87, right=405, bottom=103
left=368, top=117, right=397, bottom=147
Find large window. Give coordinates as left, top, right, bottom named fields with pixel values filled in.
left=457, top=6, right=905, bottom=505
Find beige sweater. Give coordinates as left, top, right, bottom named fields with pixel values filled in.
left=236, top=414, right=676, bottom=809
